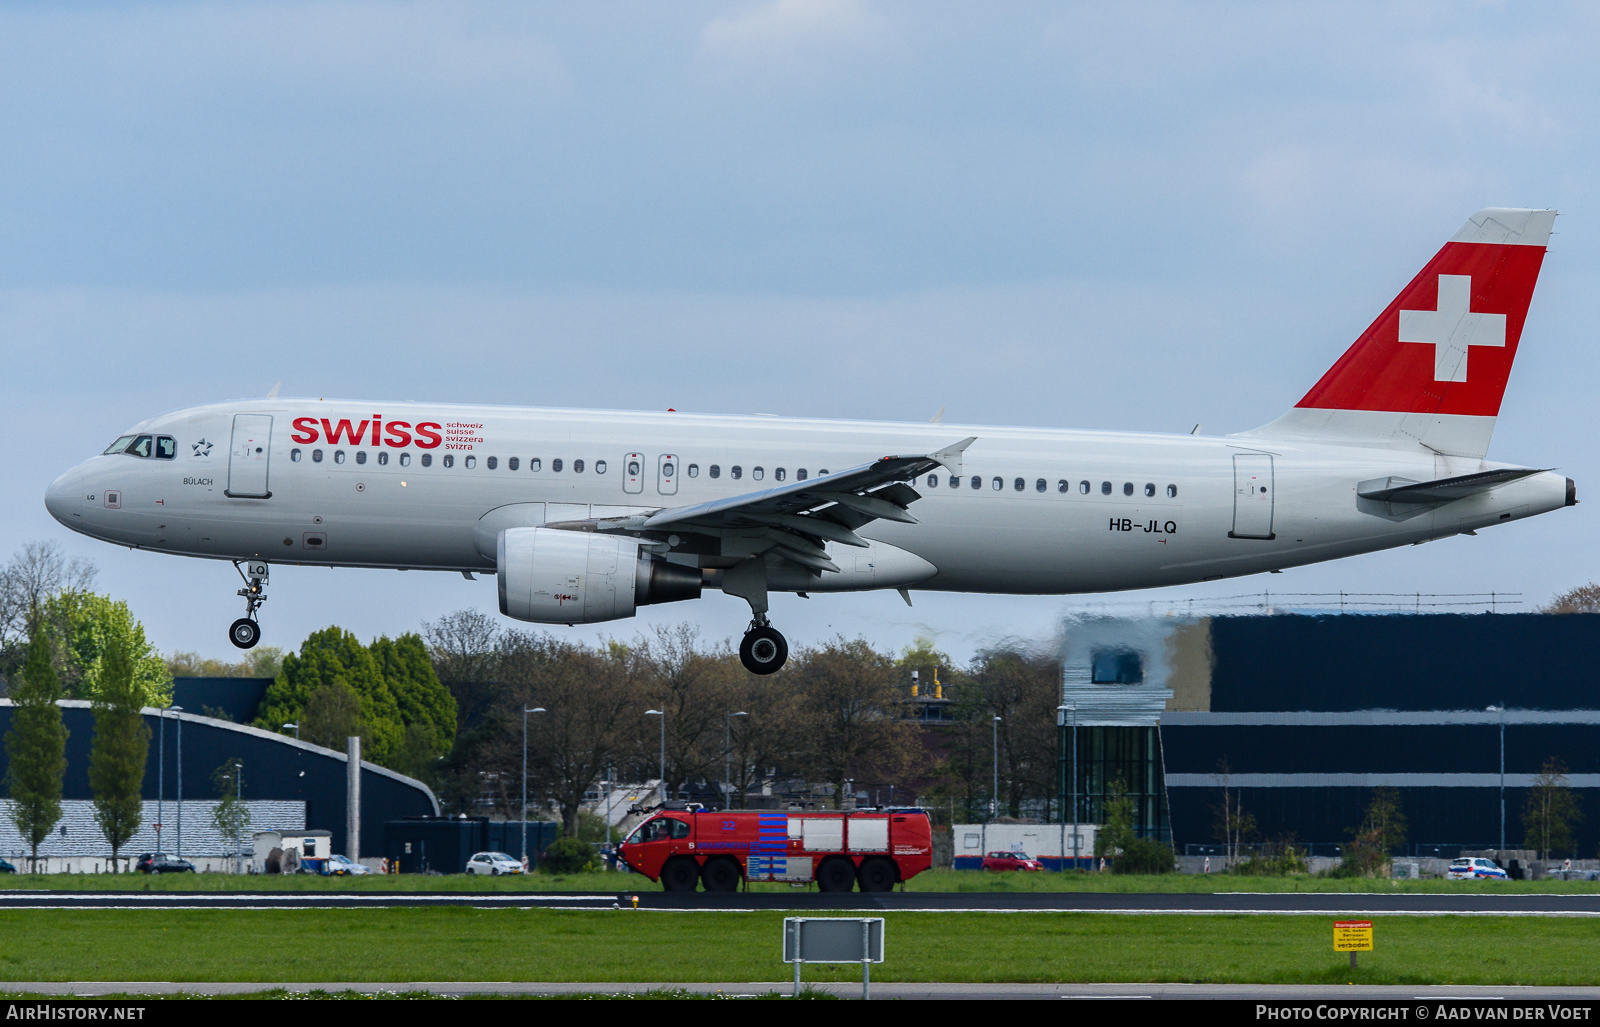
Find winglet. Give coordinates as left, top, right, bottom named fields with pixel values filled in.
left=930, top=437, right=977, bottom=476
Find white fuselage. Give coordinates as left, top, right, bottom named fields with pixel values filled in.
left=45, top=399, right=1570, bottom=600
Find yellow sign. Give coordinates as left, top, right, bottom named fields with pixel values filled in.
left=1333, top=920, right=1373, bottom=952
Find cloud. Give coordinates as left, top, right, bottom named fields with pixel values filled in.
left=699, top=0, right=890, bottom=68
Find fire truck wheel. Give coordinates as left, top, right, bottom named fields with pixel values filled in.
left=701, top=857, right=741, bottom=892
left=816, top=858, right=857, bottom=892
left=661, top=857, right=700, bottom=892
left=857, top=858, right=896, bottom=892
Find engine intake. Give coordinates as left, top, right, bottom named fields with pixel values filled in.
left=497, top=527, right=701, bottom=624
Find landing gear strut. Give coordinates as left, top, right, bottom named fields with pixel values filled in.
left=739, top=617, right=788, bottom=675
left=229, top=561, right=268, bottom=650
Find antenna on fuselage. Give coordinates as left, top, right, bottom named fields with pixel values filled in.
left=267, top=381, right=282, bottom=399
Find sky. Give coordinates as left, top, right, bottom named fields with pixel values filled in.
left=3, top=1, right=1598, bottom=666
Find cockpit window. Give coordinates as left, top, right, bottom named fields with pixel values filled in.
left=127, top=435, right=154, bottom=458
left=103, top=436, right=137, bottom=456
left=154, top=436, right=176, bottom=460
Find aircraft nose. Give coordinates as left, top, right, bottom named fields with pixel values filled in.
left=44, top=467, right=83, bottom=527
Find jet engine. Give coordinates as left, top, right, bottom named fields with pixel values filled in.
left=497, top=527, right=702, bottom=625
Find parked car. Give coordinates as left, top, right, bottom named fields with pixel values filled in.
left=135, top=852, right=196, bottom=874
left=981, top=850, right=1045, bottom=872
left=0, top=857, right=15, bottom=874
left=465, top=851, right=524, bottom=875
left=325, top=854, right=371, bottom=875
left=1446, top=857, right=1508, bottom=880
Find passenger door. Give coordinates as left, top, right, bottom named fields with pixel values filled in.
left=227, top=414, right=273, bottom=498
left=1229, top=453, right=1274, bottom=539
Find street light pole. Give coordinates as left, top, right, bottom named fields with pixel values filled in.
left=645, top=710, right=665, bottom=803
left=172, top=706, right=184, bottom=858
left=282, top=722, right=298, bottom=741
left=725, top=711, right=747, bottom=809
left=156, top=707, right=165, bottom=853
left=521, top=706, right=546, bottom=866
left=991, top=715, right=1001, bottom=821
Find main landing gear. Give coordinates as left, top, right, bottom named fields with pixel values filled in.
left=229, top=561, right=268, bottom=650
left=739, top=617, right=788, bottom=675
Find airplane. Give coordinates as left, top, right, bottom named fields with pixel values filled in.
left=45, top=208, right=1574, bottom=674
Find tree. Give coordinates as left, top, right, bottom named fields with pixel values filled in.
left=791, top=637, right=922, bottom=805
left=1210, top=758, right=1257, bottom=868
left=1523, top=757, right=1582, bottom=860
left=0, top=541, right=97, bottom=651
left=1097, top=775, right=1136, bottom=859
left=4, top=623, right=68, bottom=871
left=210, top=760, right=251, bottom=873
left=89, top=634, right=149, bottom=871
left=1339, top=787, right=1408, bottom=876
left=369, top=633, right=457, bottom=758
left=301, top=679, right=364, bottom=750
left=40, top=591, right=171, bottom=706
left=254, top=627, right=403, bottom=762
left=634, top=624, right=742, bottom=801
left=1545, top=584, right=1600, bottom=614
left=166, top=647, right=284, bottom=679
left=969, top=644, right=1061, bottom=817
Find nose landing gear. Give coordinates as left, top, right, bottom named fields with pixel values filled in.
left=229, top=561, right=268, bottom=650
left=739, top=617, right=788, bottom=675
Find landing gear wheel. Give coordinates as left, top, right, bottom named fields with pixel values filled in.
left=660, top=857, right=700, bottom=892
left=229, top=618, right=261, bottom=650
left=739, top=625, right=788, bottom=675
left=857, top=857, right=896, bottom=892
left=700, top=858, right=740, bottom=893
left=816, top=858, right=857, bottom=893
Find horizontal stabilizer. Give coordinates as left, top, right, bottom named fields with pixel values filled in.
left=1356, top=467, right=1546, bottom=504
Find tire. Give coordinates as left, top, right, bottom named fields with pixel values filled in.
left=228, top=618, right=261, bottom=650
left=858, top=858, right=896, bottom=892
left=739, top=626, right=788, bottom=675
left=700, top=858, right=741, bottom=893
left=491, top=867, right=500, bottom=876
left=816, top=858, right=856, bottom=893
left=660, top=857, right=700, bottom=892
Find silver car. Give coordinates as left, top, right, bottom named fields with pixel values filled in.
left=466, top=851, right=524, bottom=875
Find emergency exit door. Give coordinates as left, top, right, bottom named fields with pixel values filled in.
left=226, top=414, right=273, bottom=499
left=1229, top=453, right=1274, bottom=540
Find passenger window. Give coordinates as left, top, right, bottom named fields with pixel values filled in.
left=628, top=459, right=641, bottom=476
left=129, top=435, right=154, bottom=458
left=356, top=451, right=367, bottom=465
left=291, top=449, right=302, bottom=462
left=420, top=453, right=431, bottom=467
left=1123, top=482, right=1133, bottom=496
left=596, top=460, right=607, bottom=474
left=775, top=468, right=786, bottom=482
left=378, top=452, right=388, bottom=466
left=1144, top=483, right=1155, bottom=497
left=334, top=450, right=346, bottom=464
left=443, top=455, right=455, bottom=468
left=970, top=476, right=981, bottom=490
left=991, top=477, right=1002, bottom=491
left=400, top=453, right=411, bottom=466
left=752, top=467, right=764, bottom=481
left=950, top=475, right=961, bottom=488
left=1036, top=479, right=1046, bottom=493
left=465, top=456, right=476, bottom=469
left=686, top=463, right=698, bottom=478
left=1013, top=478, right=1024, bottom=492
left=530, top=458, right=541, bottom=472
left=1100, top=481, right=1110, bottom=495
left=574, top=459, right=584, bottom=473
left=817, top=469, right=828, bottom=476
left=1057, top=479, right=1068, bottom=493
left=1080, top=481, right=1090, bottom=495
left=927, top=475, right=939, bottom=488
left=508, top=457, right=519, bottom=471
left=552, top=459, right=563, bottom=472
left=1167, top=484, right=1178, bottom=498
left=797, top=469, right=807, bottom=481
left=486, top=456, right=497, bottom=470
left=710, top=464, right=721, bottom=479
left=731, top=466, right=742, bottom=480
left=313, top=449, right=324, bottom=463
left=155, top=436, right=176, bottom=459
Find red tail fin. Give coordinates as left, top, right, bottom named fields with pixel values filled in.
left=1249, top=208, right=1555, bottom=457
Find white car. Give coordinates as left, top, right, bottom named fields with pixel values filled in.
left=326, top=854, right=371, bottom=875
left=1446, top=857, right=1509, bottom=880
left=466, top=851, right=524, bottom=875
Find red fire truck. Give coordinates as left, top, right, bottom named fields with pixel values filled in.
left=617, top=805, right=934, bottom=892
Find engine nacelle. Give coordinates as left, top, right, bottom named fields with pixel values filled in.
left=497, top=527, right=702, bottom=625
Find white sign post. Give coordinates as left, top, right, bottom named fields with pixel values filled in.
left=783, top=917, right=885, bottom=999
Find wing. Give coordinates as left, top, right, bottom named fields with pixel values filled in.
left=568, top=437, right=975, bottom=574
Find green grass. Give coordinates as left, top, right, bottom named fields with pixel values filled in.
left=4, top=868, right=1599, bottom=894
left=0, top=908, right=1594, bottom=986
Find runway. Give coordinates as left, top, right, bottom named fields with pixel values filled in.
left=4, top=889, right=1600, bottom=915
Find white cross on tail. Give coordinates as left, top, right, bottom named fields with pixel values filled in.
left=1398, top=274, right=1506, bottom=382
